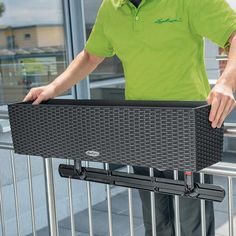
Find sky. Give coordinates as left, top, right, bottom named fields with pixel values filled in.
left=0, top=0, right=64, bottom=26
left=0, top=0, right=235, bottom=27
left=228, top=0, right=236, bottom=10
left=0, top=0, right=102, bottom=27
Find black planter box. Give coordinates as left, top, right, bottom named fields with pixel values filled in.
left=8, top=99, right=224, bottom=171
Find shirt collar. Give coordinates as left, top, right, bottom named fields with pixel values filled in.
left=112, top=0, right=128, bottom=8
left=112, top=0, right=146, bottom=8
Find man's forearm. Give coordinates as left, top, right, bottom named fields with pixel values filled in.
left=217, top=31, right=236, bottom=91
left=51, top=49, right=104, bottom=96
left=207, top=31, right=236, bottom=128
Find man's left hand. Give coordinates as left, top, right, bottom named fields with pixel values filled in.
left=207, top=83, right=236, bottom=128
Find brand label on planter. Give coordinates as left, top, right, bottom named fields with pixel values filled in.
left=85, top=150, right=100, bottom=157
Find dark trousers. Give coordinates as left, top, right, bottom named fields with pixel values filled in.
left=133, top=166, right=215, bottom=236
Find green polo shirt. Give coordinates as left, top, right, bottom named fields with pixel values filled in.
left=85, top=0, right=236, bottom=101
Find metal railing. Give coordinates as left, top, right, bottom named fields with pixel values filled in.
left=0, top=118, right=236, bottom=236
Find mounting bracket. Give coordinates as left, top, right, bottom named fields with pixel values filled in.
left=58, top=163, right=225, bottom=202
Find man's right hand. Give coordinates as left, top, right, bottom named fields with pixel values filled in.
left=22, top=84, right=57, bottom=105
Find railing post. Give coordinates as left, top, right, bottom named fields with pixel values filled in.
left=26, top=155, right=36, bottom=236
left=127, top=165, right=134, bottom=236
left=105, top=163, right=113, bottom=236
left=67, top=160, right=76, bottom=236
left=228, top=176, right=234, bottom=236
left=174, top=170, right=181, bottom=236
left=10, top=150, right=21, bottom=236
left=43, top=158, right=58, bottom=236
left=0, top=164, right=5, bottom=236
left=200, top=173, right=206, bottom=236
left=149, top=168, right=156, bottom=236
left=85, top=161, right=94, bottom=236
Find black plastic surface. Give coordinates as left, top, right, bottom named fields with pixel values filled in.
left=59, top=164, right=225, bottom=202
left=8, top=99, right=224, bottom=171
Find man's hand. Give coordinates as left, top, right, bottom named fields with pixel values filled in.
left=23, top=84, right=57, bottom=105
left=207, top=31, right=236, bottom=128
left=22, top=49, right=105, bottom=104
left=207, top=83, right=236, bottom=128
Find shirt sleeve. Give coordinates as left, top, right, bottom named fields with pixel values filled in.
left=189, top=0, right=236, bottom=48
left=84, top=0, right=115, bottom=57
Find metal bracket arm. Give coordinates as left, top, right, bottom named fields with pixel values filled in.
left=58, top=164, right=225, bottom=202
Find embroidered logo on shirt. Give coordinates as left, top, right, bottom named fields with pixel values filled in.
left=154, top=18, right=182, bottom=24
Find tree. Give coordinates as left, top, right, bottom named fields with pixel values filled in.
left=0, top=2, right=5, bottom=17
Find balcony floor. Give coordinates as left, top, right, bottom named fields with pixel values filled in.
left=28, top=177, right=236, bottom=236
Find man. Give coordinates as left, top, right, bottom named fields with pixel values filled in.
left=23, top=0, right=236, bottom=235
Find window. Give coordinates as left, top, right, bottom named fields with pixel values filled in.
left=0, top=0, right=70, bottom=108
left=6, top=35, right=15, bottom=49
left=24, top=33, right=31, bottom=40
left=84, top=0, right=125, bottom=100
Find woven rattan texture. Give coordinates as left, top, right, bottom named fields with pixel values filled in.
left=8, top=103, right=223, bottom=171
left=195, top=106, right=224, bottom=171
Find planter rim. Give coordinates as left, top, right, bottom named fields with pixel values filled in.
left=8, top=99, right=209, bottom=110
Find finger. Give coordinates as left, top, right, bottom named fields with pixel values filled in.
left=209, top=95, right=220, bottom=123
left=23, top=91, right=33, bottom=102
left=212, top=97, right=228, bottom=128
left=229, top=101, right=236, bottom=113
left=216, top=99, right=234, bottom=128
left=32, top=94, right=45, bottom=105
left=206, top=92, right=213, bottom=105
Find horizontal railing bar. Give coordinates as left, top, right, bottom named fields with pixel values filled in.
left=216, top=55, right=228, bottom=61
left=224, top=130, right=236, bottom=138
left=203, top=162, right=236, bottom=170
left=200, top=163, right=236, bottom=177
left=90, top=77, right=125, bottom=89
left=0, top=143, right=14, bottom=150
left=224, top=122, right=236, bottom=128
left=0, top=114, right=8, bottom=120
